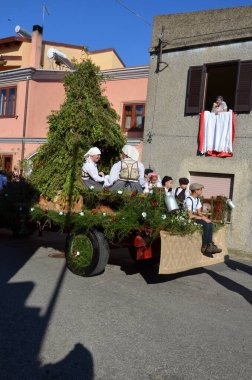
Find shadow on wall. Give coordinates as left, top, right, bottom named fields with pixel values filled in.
left=0, top=233, right=94, bottom=380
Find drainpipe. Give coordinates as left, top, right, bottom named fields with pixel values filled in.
left=20, top=76, right=30, bottom=175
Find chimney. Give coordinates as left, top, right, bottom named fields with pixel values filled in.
left=30, top=25, right=43, bottom=68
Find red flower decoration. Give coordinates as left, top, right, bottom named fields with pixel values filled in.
left=131, top=191, right=137, bottom=197
left=91, top=209, right=98, bottom=214
left=104, top=187, right=110, bottom=193
left=151, top=201, right=158, bottom=207
left=111, top=217, right=117, bottom=222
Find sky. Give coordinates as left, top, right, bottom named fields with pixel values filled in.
left=1, top=0, right=252, bottom=66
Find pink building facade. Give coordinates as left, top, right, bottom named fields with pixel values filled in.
left=102, top=66, right=148, bottom=160
left=0, top=27, right=149, bottom=172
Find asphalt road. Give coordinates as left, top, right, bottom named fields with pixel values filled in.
left=0, top=230, right=251, bottom=380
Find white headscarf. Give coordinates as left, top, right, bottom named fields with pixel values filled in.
left=122, top=145, right=139, bottom=161
left=84, top=147, right=101, bottom=158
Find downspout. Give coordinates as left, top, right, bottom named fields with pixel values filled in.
left=20, top=76, right=30, bottom=175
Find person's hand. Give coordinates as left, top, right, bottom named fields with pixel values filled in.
left=202, top=215, right=212, bottom=223
left=98, top=171, right=105, bottom=177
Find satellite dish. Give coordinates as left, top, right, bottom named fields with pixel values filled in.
left=47, top=48, right=67, bottom=60
left=15, top=25, right=31, bottom=38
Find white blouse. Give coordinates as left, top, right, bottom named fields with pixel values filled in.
left=82, top=160, right=104, bottom=183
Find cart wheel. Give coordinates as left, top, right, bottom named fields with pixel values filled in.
left=65, top=229, right=110, bottom=277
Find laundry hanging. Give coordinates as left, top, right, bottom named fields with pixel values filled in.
left=198, top=110, right=235, bottom=157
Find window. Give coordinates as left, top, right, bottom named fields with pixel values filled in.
left=122, top=103, right=145, bottom=131
left=189, top=172, right=234, bottom=199
left=190, top=172, right=234, bottom=221
left=0, top=87, right=16, bottom=117
left=185, top=60, right=252, bottom=114
left=1, top=155, right=13, bottom=172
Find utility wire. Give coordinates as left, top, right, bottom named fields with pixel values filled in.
left=115, top=0, right=151, bottom=27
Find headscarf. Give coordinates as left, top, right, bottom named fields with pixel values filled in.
left=84, top=147, right=101, bottom=158
left=122, top=145, right=139, bottom=161
left=148, top=172, right=158, bottom=179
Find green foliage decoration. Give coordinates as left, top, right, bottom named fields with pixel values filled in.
left=66, top=234, right=94, bottom=276
left=30, top=189, right=212, bottom=243
left=30, top=59, right=126, bottom=201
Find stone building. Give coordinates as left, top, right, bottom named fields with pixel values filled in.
left=143, top=6, right=252, bottom=256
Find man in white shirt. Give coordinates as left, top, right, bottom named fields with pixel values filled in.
left=82, top=147, right=105, bottom=190
left=185, top=183, right=222, bottom=257
left=106, top=145, right=145, bottom=193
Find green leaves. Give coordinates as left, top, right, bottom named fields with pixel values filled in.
left=31, top=59, right=125, bottom=200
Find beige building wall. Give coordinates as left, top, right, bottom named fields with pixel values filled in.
left=90, top=50, right=125, bottom=70
left=0, top=34, right=124, bottom=71
left=144, top=7, right=252, bottom=256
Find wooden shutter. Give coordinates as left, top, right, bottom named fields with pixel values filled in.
left=234, top=60, right=252, bottom=112
left=185, top=66, right=205, bottom=115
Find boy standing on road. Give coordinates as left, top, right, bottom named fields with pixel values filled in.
left=185, top=183, right=222, bottom=257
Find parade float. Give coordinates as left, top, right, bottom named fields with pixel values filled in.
left=0, top=59, right=229, bottom=277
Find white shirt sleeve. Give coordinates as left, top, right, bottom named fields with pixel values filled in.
left=138, top=162, right=145, bottom=187
left=196, top=199, right=202, bottom=210
left=185, top=197, right=193, bottom=211
left=185, top=197, right=202, bottom=212
left=83, top=162, right=104, bottom=183
left=108, top=162, right=121, bottom=185
left=221, top=101, right=228, bottom=110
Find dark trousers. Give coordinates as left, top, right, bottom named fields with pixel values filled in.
left=195, top=219, right=213, bottom=244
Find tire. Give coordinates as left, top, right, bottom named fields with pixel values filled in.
left=65, top=228, right=110, bottom=277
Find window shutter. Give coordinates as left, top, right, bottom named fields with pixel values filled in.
left=185, top=66, right=205, bottom=115
left=234, top=60, right=252, bottom=112
left=189, top=173, right=233, bottom=199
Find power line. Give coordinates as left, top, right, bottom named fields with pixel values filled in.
left=115, top=0, right=151, bottom=27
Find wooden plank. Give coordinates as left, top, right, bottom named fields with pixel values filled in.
left=159, top=227, right=228, bottom=274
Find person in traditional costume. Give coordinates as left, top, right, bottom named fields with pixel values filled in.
left=106, top=145, right=145, bottom=193
left=162, top=176, right=174, bottom=194
left=185, top=183, right=222, bottom=257
left=174, top=177, right=190, bottom=206
left=144, top=172, right=162, bottom=193
left=82, top=147, right=105, bottom=190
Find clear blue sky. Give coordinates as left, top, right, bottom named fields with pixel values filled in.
left=1, top=0, right=252, bottom=66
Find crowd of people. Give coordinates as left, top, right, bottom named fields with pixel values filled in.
left=82, top=145, right=222, bottom=258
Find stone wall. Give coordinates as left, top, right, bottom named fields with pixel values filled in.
left=143, top=15, right=252, bottom=256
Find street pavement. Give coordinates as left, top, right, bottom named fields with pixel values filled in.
left=0, top=229, right=251, bottom=380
